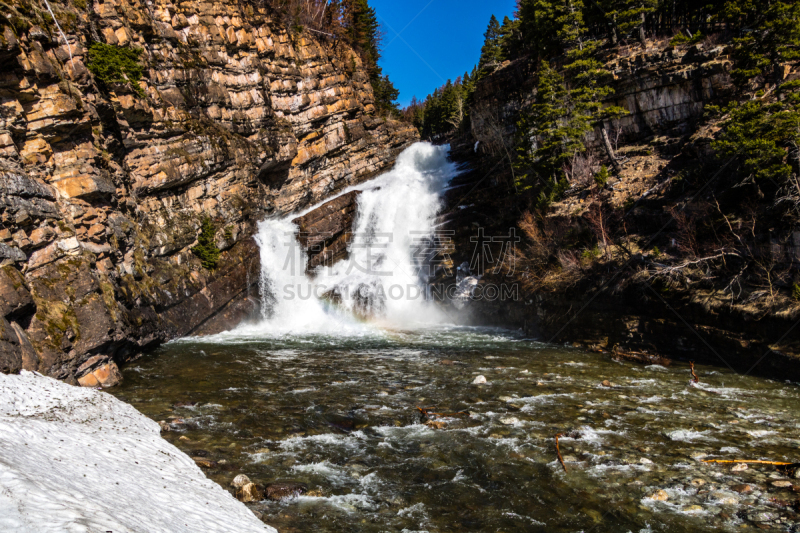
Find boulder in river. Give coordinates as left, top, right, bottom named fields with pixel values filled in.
left=236, top=483, right=264, bottom=503
left=232, top=474, right=252, bottom=489
left=265, top=482, right=308, bottom=501
left=76, top=356, right=122, bottom=388
left=472, top=375, right=487, bottom=385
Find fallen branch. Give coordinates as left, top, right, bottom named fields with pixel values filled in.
left=647, top=250, right=743, bottom=279
left=690, top=361, right=699, bottom=383
left=612, top=346, right=672, bottom=367
left=306, top=28, right=337, bottom=38
left=703, top=459, right=796, bottom=466
left=555, top=433, right=567, bottom=472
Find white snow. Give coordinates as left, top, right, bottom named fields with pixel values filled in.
left=0, top=371, right=277, bottom=533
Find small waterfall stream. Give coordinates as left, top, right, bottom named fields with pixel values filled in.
left=247, top=142, right=460, bottom=335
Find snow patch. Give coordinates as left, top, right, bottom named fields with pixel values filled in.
left=0, top=371, right=275, bottom=533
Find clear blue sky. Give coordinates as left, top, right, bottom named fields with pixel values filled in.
left=370, top=0, right=519, bottom=108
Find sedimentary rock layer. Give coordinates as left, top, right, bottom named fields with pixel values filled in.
left=0, top=0, right=417, bottom=383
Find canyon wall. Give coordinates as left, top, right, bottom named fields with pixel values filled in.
left=0, top=0, right=417, bottom=384
left=444, top=42, right=800, bottom=379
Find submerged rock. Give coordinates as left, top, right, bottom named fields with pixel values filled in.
left=193, top=458, right=217, bottom=469
left=265, top=482, right=308, bottom=501
left=648, top=490, right=669, bottom=501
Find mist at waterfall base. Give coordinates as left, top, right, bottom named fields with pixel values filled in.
left=228, top=142, right=461, bottom=338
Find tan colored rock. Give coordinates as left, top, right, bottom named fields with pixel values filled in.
left=648, top=489, right=669, bottom=501
left=20, top=137, right=52, bottom=165
left=0, top=0, right=417, bottom=386
left=235, top=483, right=263, bottom=502
left=29, top=226, right=56, bottom=248
left=77, top=361, right=122, bottom=388
left=52, top=176, right=115, bottom=200
left=193, top=458, right=217, bottom=469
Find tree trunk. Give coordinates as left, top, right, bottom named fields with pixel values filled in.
left=639, top=9, right=647, bottom=49
left=602, top=127, right=622, bottom=172
left=611, top=14, right=618, bottom=45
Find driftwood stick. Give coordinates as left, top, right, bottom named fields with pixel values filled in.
left=555, top=433, right=568, bottom=472
left=690, top=361, right=699, bottom=383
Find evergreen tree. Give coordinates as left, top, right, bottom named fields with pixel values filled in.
left=341, top=0, right=401, bottom=115
left=515, top=62, right=590, bottom=200
left=499, top=16, right=523, bottom=60
left=713, top=83, right=800, bottom=184
left=612, top=0, right=658, bottom=48
left=725, top=0, right=800, bottom=85
left=517, top=0, right=561, bottom=60
left=478, top=15, right=505, bottom=76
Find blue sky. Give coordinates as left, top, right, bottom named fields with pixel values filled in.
left=370, top=0, right=519, bottom=108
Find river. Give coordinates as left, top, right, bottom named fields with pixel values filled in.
left=111, top=143, right=800, bottom=532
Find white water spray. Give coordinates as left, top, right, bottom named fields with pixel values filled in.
left=234, top=142, right=459, bottom=337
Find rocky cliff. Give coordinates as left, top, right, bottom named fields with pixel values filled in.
left=441, top=41, right=800, bottom=379
left=0, top=0, right=417, bottom=385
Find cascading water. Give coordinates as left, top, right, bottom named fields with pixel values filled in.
left=117, top=144, right=800, bottom=533
left=238, top=142, right=460, bottom=336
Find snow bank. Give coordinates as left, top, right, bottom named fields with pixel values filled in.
left=0, top=371, right=277, bottom=533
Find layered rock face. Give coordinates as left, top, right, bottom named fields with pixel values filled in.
left=293, top=190, right=360, bottom=272
left=0, top=0, right=417, bottom=384
left=470, top=43, right=734, bottom=153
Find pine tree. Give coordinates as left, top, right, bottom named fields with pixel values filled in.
left=725, top=0, right=800, bottom=85
left=341, top=0, right=400, bottom=116
left=191, top=217, right=220, bottom=270
left=517, top=0, right=561, bottom=60
left=478, top=15, right=505, bottom=76
left=713, top=83, right=800, bottom=184
left=612, top=0, right=658, bottom=48
left=515, top=62, right=590, bottom=199
left=499, top=15, right=523, bottom=60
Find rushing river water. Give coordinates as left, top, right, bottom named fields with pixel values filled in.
left=113, top=143, right=799, bottom=532
left=113, top=328, right=800, bottom=533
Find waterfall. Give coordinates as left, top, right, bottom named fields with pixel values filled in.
left=239, top=142, right=459, bottom=336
